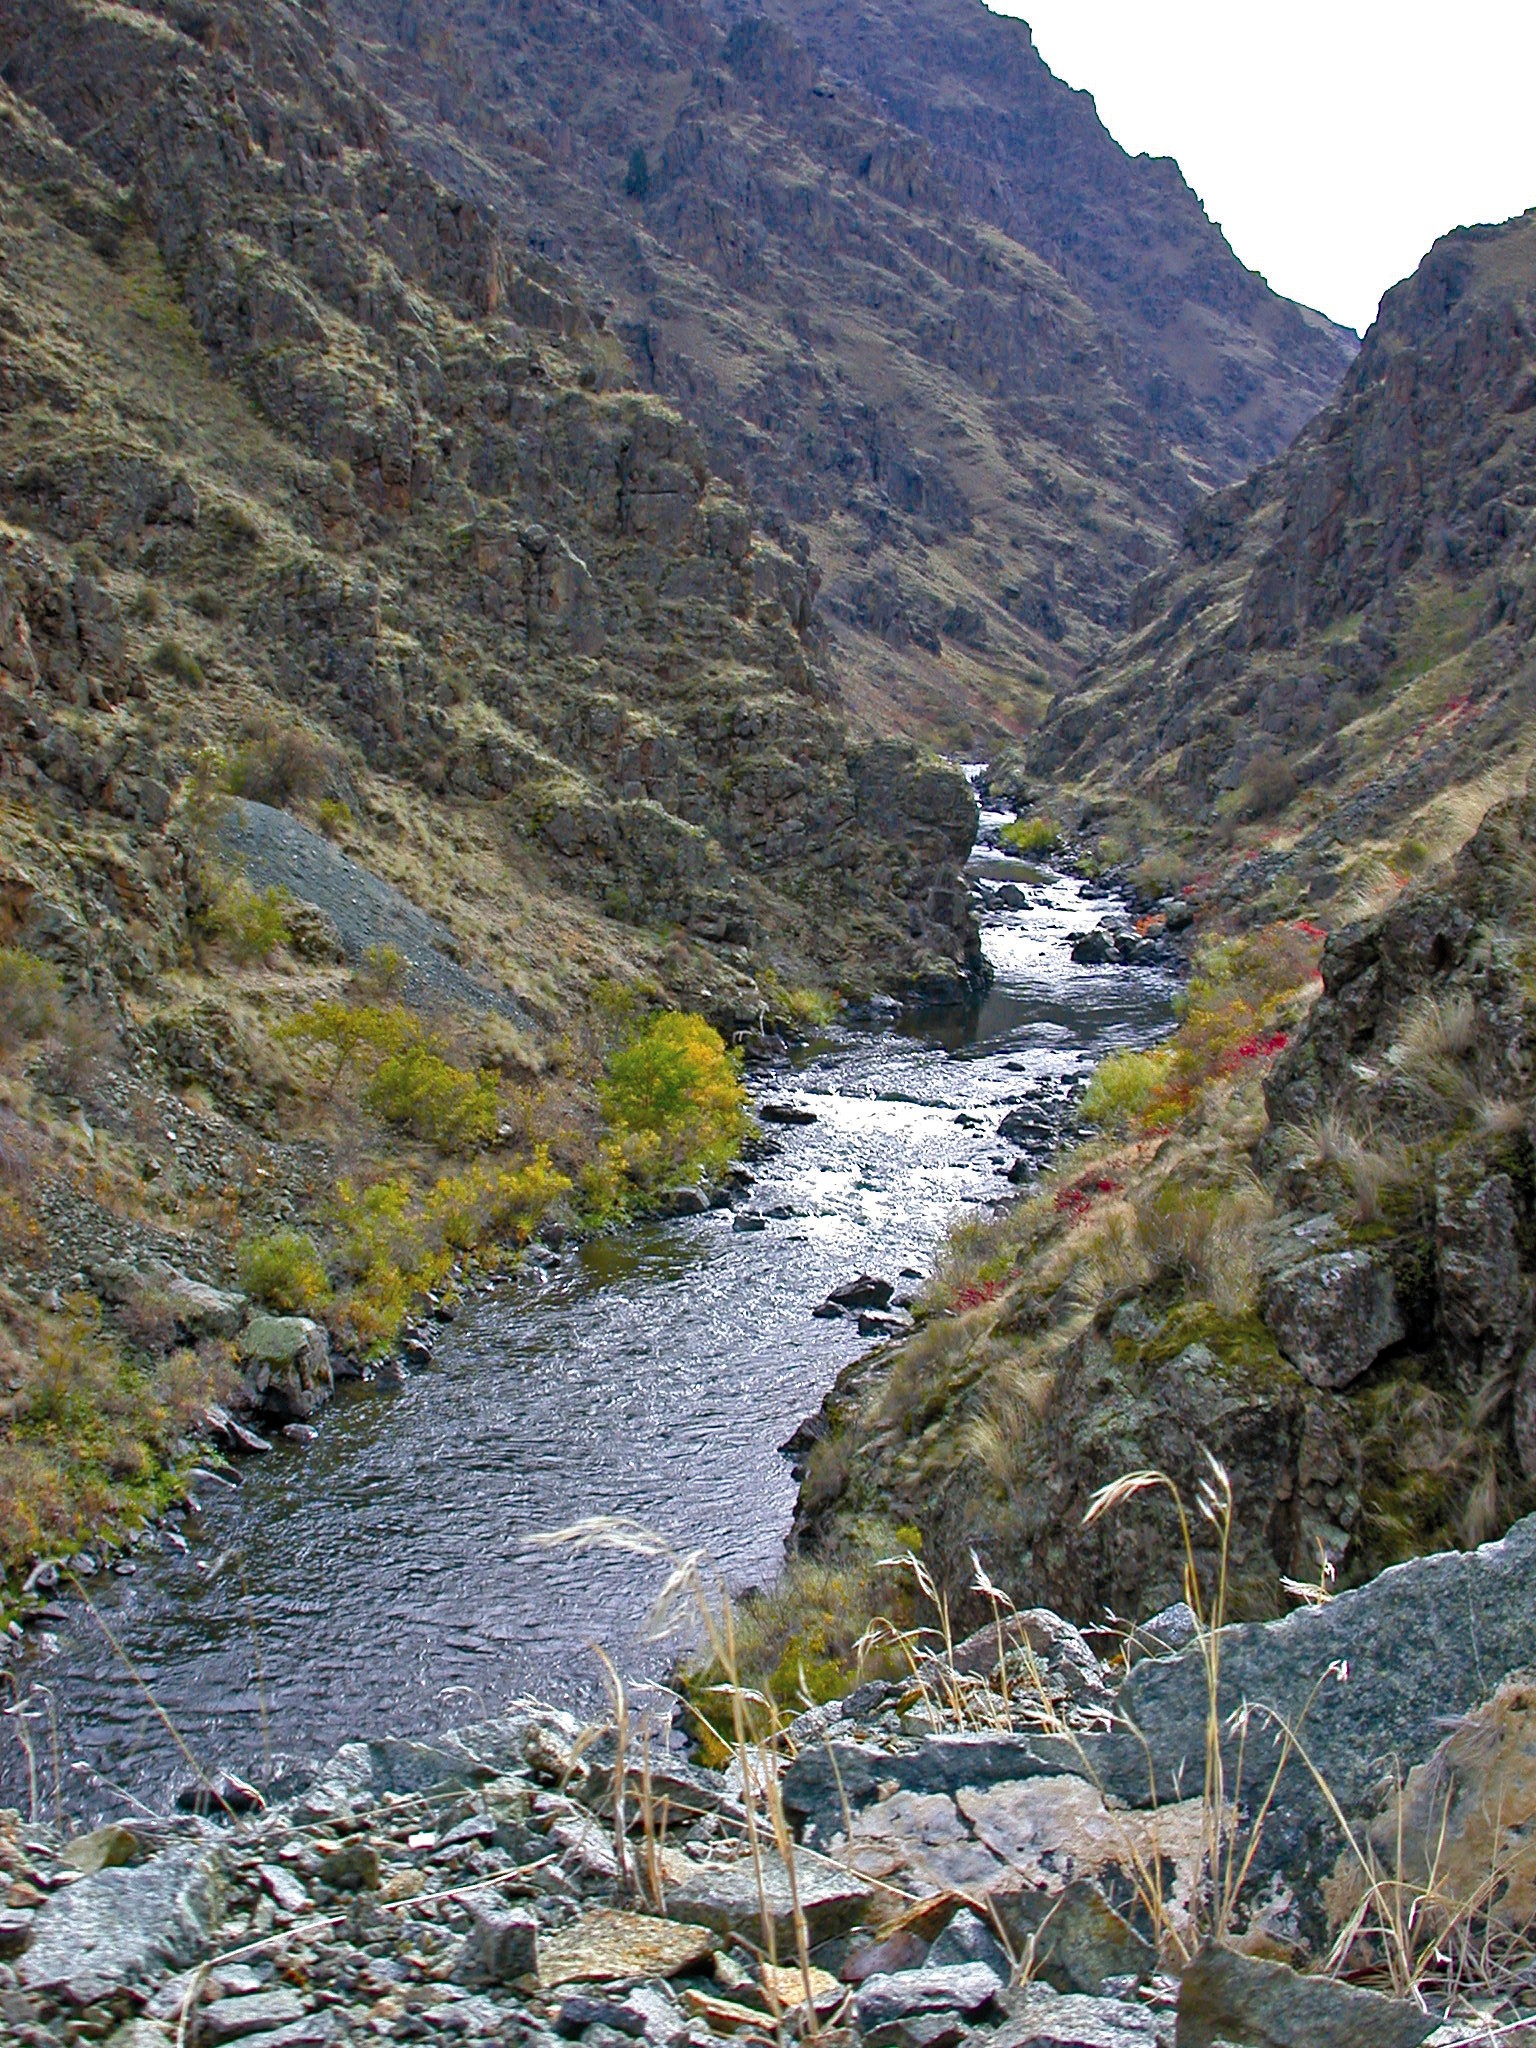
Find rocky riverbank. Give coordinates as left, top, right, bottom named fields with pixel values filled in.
left=10, top=1510, right=1536, bottom=2046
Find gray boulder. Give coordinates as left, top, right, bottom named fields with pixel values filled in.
left=665, top=1845, right=872, bottom=1944
left=161, top=1273, right=248, bottom=1341
left=1091, top=1512, right=1536, bottom=1940
left=239, top=1315, right=333, bottom=1421
left=1261, top=1247, right=1403, bottom=1388
left=20, top=1843, right=223, bottom=2004
left=1175, top=1944, right=1437, bottom=2046
left=992, top=1984, right=1170, bottom=2046
left=453, top=1901, right=538, bottom=1985
left=854, top=1963, right=1003, bottom=2029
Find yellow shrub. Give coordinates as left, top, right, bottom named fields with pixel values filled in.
left=1001, top=815, right=1060, bottom=855
left=1079, top=1047, right=1174, bottom=1132
left=238, top=1227, right=331, bottom=1313
left=423, top=1147, right=572, bottom=1251
left=600, top=1011, right=747, bottom=1184
left=365, top=1044, right=500, bottom=1150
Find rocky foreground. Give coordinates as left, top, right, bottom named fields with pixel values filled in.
left=9, top=1519, right=1536, bottom=2047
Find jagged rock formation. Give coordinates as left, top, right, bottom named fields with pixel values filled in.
left=1032, top=209, right=1536, bottom=917
left=0, top=0, right=981, bottom=1007
left=325, top=0, right=1355, bottom=741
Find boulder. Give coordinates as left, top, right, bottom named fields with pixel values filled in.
left=988, top=1882, right=1154, bottom=1998
left=828, top=1274, right=895, bottom=1311
left=854, top=1964, right=1002, bottom=2030
left=665, top=1845, right=873, bottom=1944
left=238, top=1315, right=333, bottom=1421
left=991, top=1985, right=1169, bottom=2046
left=1174, top=1945, right=1436, bottom=2047
left=536, top=1908, right=715, bottom=1988
left=1069, top=932, right=1114, bottom=966
left=199, top=1991, right=308, bottom=2044
left=1260, top=1248, right=1403, bottom=1388
left=453, top=1901, right=538, bottom=1986
left=1090, top=1512, right=1536, bottom=1942
left=759, top=1100, right=818, bottom=1125
left=1331, top=1673, right=1536, bottom=1943
left=162, top=1273, right=248, bottom=1341
left=20, top=1843, right=224, bottom=2005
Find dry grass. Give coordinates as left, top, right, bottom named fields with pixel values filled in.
left=1288, top=1111, right=1417, bottom=1224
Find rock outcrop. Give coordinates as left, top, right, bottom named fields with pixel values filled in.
left=1032, top=207, right=1536, bottom=912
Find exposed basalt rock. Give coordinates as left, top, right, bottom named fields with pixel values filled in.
left=1093, top=1513, right=1536, bottom=1943
left=1260, top=1248, right=1404, bottom=1389
left=19, top=1842, right=225, bottom=2006
left=0, top=0, right=983, bottom=1004
left=1032, top=208, right=1536, bottom=887
left=238, top=1314, right=334, bottom=1423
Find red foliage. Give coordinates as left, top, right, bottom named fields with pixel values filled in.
left=1053, top=1173, right=1123, bottom=1221
left=1295, top=919, right=1328, bottom=940
left=952, top=1279, right=1005, bottom=1312
left=1230, top=1030, right=1289, bottom=1063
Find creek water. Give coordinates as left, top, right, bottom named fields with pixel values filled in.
left=1, top=810, right=1173, bottom=1821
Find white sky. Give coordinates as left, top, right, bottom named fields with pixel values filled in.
left=996, top=2, right=1536, bottom=334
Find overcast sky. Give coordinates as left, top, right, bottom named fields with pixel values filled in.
left=999, top=2, right=1536, bottom=335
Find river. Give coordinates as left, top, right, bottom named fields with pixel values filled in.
left=0, top=808, right=1173, bottom=1821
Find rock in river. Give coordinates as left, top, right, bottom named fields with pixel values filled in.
left=829, top=1274, right=896, bottom=1310
left=238, top=1314, right=334, bottom=1421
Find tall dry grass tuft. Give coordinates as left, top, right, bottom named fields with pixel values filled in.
left=1132, top=1176, right=1271, bottom=1317
left=1289, top=1112, right=1416, bottom=1224
left=532, top=1517, right=832, bottom=2032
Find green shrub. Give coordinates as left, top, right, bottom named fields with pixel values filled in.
left=600, top=1011, right=747, bottom=1183
left=151, top=636, right=204, bottom=686
left=190, top=588, right=227, bottom=621
left=127, top=582, right=161, bottom=624
left=205, top=879, right=292, bottom=964
left=315, top=798, right=352, bottom=837
left=364, top=1043, right=500, bottom=1150
left=238, top=1228, right=331, bottom=1313
left=0, top=948, right=64, bottom=1053
left=1079, top=1047, right=1174, bottom=1132
left=1001, top=815, right=1060, bottom=855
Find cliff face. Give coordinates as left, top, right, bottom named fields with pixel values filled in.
left=732, top=0, right=1356, bottom=485
left=1032, top=210, right=1536, bottom=922
left=323, top=0, right=1354, bottom=742
left=0, top=0, right=981, bottom=1008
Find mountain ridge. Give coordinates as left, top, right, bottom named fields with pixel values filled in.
left=327, top=0, right=1355, bottom=742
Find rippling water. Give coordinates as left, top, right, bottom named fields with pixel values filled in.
left=0, top=827, right=1172, bottom=1820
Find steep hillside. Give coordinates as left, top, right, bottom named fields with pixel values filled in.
left=1032, top=209, right=1536, bottom=924
left=0, top=0, right=988, bottom=1597
left=327, top=0, right=1355, bottom=743
left=0, top=0, right=979, bottom=1009
left=739, top=0, right=1354, bottom=485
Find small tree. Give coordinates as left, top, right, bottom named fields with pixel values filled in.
left=624, top=145, right=650, bottom=199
